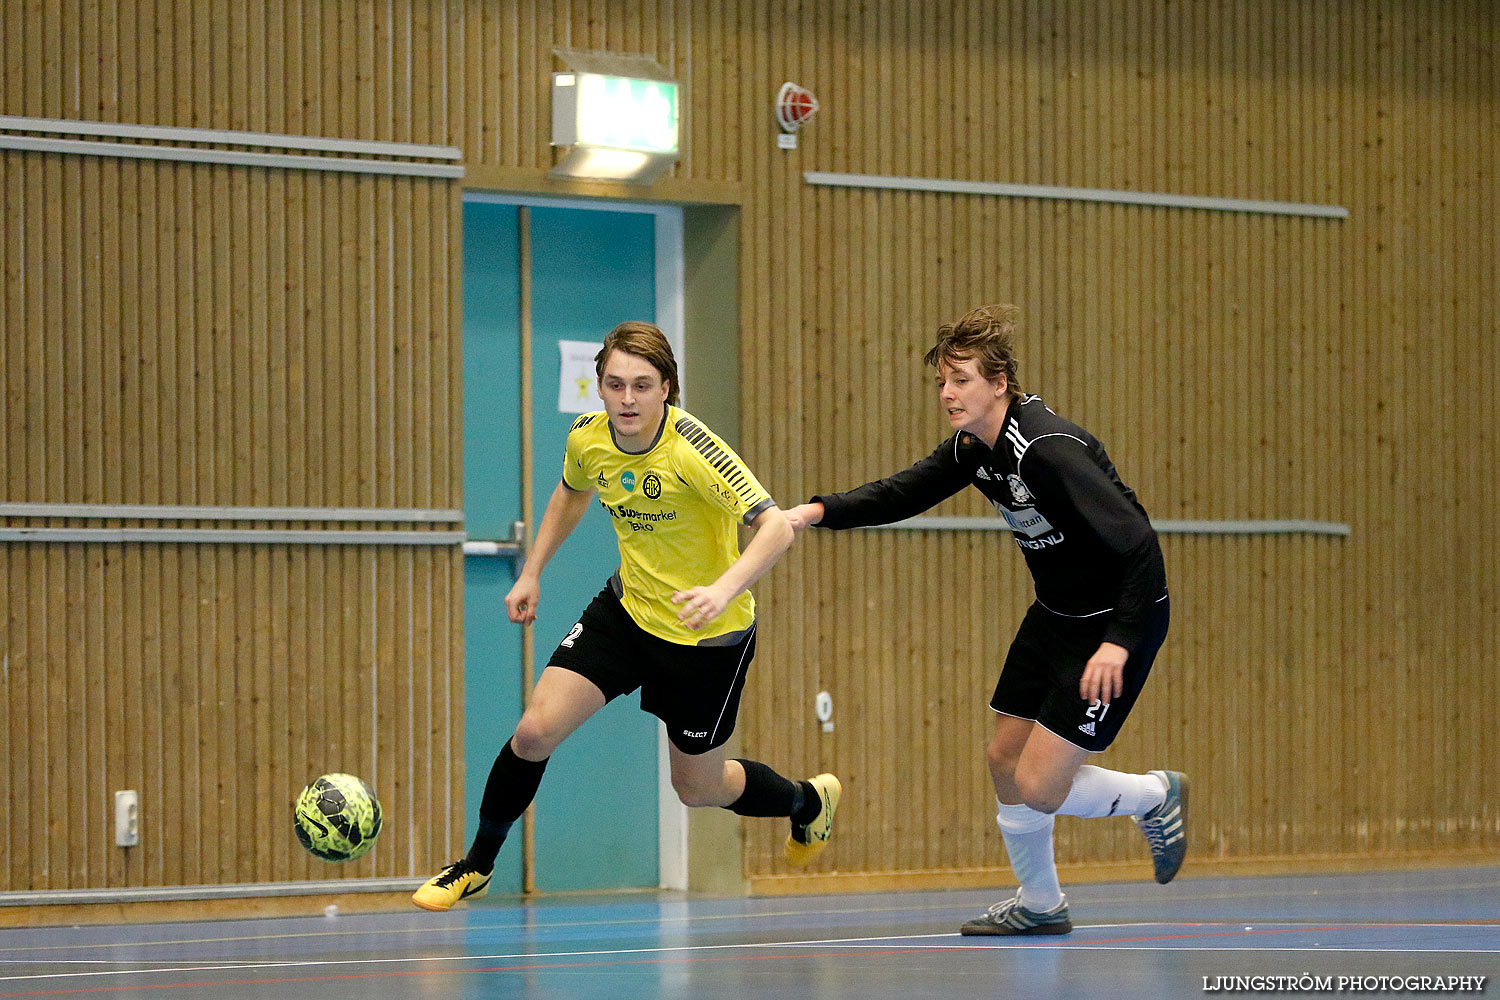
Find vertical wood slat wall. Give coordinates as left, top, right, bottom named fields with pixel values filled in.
left=2, top=1, right=1496, bottom=893
left=0, top=5, right=464, bottom=891
left=733, top=0, right=1499, bottom=886
left=733, top=1, right=1498, bottom=886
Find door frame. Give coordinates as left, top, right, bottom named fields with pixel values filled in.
left=461, top=191, right=690, bottom=890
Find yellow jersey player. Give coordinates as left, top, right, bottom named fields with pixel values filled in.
left=414, top=321, right=840, bottom=910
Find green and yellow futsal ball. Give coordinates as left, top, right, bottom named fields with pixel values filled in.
left=293, top=773, right=383, bottom=862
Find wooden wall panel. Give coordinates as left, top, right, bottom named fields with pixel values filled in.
left=0, top=0, right=463, bottom=891
left=712, top=0, right=1499, bottom=885
left=0, top=544, right=461, bottom=890
left=2, top=0, right=1496, bottom=895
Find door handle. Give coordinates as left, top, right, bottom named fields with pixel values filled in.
left=463, top=520, right=527, bottom=559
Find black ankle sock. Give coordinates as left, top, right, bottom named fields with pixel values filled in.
left=463, top=817, right=512, bottom=876
left=790, top=780, right=821, bottom=825
left=725, top=759, right=800, bottom=817
left=464, top=738, right=548, bottom=873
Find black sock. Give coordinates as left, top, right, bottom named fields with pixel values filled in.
left=726, top=759, right=803, bottom=817
left=790, top=780, right=821, bottom=825
left=465, top=738, right=548, bottom=873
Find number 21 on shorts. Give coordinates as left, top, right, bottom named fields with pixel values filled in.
left=1078, top=698, right=1108, bottom=737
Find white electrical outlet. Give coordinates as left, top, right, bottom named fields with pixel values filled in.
left=114, top=790, right=139, bottom=847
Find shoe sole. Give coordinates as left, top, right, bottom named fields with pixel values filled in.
left=959, top=920, right=1073, bottom=937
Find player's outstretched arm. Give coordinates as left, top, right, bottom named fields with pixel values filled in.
left=784, top=501, right=825, bottom=533
left=672, top=505, right=794, bottom=630
left=797, top=439, right=970, bottom=530
left=505, top=480, right=594, bottom=625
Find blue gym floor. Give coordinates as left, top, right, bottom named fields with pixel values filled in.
left=1, top=867, right=1494, bottom=998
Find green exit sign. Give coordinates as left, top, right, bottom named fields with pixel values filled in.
left=552, top=73, right=679, bottom=154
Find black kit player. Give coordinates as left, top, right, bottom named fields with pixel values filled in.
left=414, top=321, right=840, bottom=910
left=785, top=304, right=1186, bottom=936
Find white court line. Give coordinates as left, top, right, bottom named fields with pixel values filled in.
left=6, top=877, right=1497, bottom=956
left=2, top=928, right=1496, bottom=984
left=0, top=939, right=872, bottom=984
left=0, top=922, right=1177, bottom=961
left=0, top=960, right=265, bottom=967
left=5, top=905, right=1492, bottom=958
left=0, top=906, right=1080, bottom=956
left=787, top=942, right=1500, bottom=955
left=0, top=905, right=969, bottom=954
left=6, top=870, right=1497, bottom=955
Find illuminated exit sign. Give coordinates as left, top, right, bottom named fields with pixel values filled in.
left=552, top=73, right=679, bottom=154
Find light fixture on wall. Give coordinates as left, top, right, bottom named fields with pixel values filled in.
left=550, top=50, right=679, bottom=185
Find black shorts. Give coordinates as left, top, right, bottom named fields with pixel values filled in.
left=990, top=596, right=1170, bottom=752
left=545, top=584, right=756, bottom=755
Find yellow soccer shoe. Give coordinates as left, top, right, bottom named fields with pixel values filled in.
left=412, top=859, right=492, bottom=911
left=784, top=773, right=842, bottom=867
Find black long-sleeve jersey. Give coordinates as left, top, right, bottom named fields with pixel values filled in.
left=811, top=395, right=1168, bottom=654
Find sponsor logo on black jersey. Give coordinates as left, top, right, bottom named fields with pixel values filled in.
left=1007, top=474, right=1035, bottom=505
left=1000, top=505, right=1054, bottom=538
left=997, top=502, right=1065, bottom=549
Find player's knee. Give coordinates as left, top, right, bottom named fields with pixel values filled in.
left=1014, top=771, right=1066, bottom=814
left=510, top=714, right=560, bottom=760
left=986, top=736, right=1021, bottom=778
left=670, top=771, right=724, bottom=808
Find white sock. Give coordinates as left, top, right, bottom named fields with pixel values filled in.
left=994, top=800, right=1063, bottom=911
left=1055, top=765, right=1166, bottom=819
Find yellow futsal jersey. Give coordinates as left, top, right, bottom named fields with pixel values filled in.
left=561, top=405, right=775, bottom=645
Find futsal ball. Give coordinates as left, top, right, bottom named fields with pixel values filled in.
left=293, top=773, right=383, bottom=862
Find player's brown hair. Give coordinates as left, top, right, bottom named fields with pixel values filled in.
left=923, top=303, right=1023, bottom=401
left=595, top=321, right=680, bottom=406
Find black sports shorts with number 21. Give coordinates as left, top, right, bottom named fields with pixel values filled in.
left=990, top=596, right=1170, bottom=752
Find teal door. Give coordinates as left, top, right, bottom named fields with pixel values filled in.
left=463, top=198, right=662, bottom=892
left=462, top=202, right=526, bottom=895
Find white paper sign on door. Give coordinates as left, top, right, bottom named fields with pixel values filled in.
left=557, top=340, right=600, bottom=414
